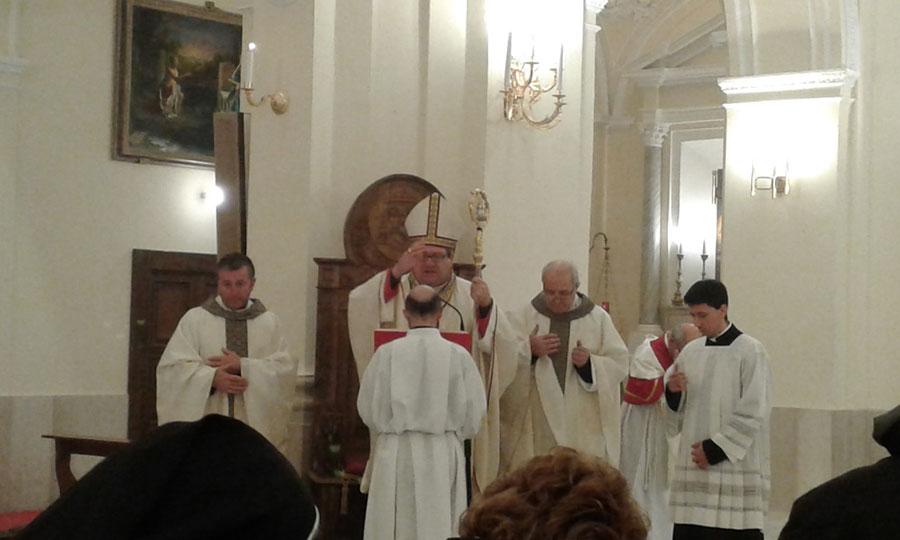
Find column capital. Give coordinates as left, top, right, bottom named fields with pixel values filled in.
left=641, top=123, right=669, bottom=147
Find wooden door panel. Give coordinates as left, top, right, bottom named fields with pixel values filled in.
left=128, top=250, right=217, bottom=440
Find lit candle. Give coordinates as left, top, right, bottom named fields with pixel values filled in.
left=702, top=239, right=707, bottom=255
left=557, top=44, right=563, bottom=92
left=245, top=42, right=256, bottom=89
left=503, top=32, right=512, bottom=88
left=678, top=243, right=683, bottom=256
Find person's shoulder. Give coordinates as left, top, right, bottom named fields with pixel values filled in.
left=678, top=337, right=705, bottom=357
left=181, top=304, right=212, bottom=322
left=349, top=269, right=387, bottom=296
left=733, top=332, right=769, bottom=355
left=588, top=304, right=613, bottom=321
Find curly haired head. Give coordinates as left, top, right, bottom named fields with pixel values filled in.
left=459, top=447, right=648, bottom=540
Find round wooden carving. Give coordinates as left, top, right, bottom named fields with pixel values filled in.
left=343, top=174, right=438, bottom=268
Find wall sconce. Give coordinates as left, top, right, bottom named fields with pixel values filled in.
left=750, top=160, right=790, bottom=198
left=240, top=43, right=289, bottom=115
left=201, top=185, right=225, bottom=208
left=501, top=33, right=565, bottom=130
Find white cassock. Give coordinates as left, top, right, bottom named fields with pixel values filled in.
left=497, top=293, right=629, bottom=473
left=348, top=270, right=518, bottom=490
left=620, top=334, right=674, bottom=540
left=357, top=327, right=486, bottom=540
left=665, top=324, right=772, bottom=531
left=156, top=297, right=296, bottom=454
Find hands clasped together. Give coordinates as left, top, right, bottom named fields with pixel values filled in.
left=209, top=347, right=246, bottom=395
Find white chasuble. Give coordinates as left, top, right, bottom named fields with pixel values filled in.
left=357, top=328, right=486, bottom=540
left=156, top=297, right=295, bottom=454
left=497, top=293, right=629, bottom=474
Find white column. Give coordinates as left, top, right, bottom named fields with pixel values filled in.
left=638, top=123, right=667, bottom=328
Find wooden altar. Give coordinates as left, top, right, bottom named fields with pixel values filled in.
left=308, top=175, right=477, bottom=538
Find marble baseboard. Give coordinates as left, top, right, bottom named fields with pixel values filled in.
left=0, top=376, right=317, bottom=513
left=0, top=393, right=128, bottom=512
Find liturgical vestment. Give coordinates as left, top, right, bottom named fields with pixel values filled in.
left=156, top=296, right=296, bottom=454
left=665, top=324, right=772, bottom=531
left=348, top=271, right=518, bottom=490
left=620, top=334, right=675, bottom=540
left=357, top=327, right=486, bottom=540
left=498, top=293, right=629, bottom=473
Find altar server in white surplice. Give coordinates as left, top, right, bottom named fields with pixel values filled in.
left=357, top=285, right=486, bottom=540
left=620, top=323, right=700, bottom=540
left=664, top=279, right=772, bottom=540
left=497, top=260, right=629, bottom=473
left=156, top=253, right=296, bottom=455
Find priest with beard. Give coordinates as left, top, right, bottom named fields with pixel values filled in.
left=497, top=260, right=629, bottom=473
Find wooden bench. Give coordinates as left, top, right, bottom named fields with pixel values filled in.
left=41, top=434, right=130, bottom=494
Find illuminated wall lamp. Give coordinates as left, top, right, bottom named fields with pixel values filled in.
left=240, top=42, right=289, bottom=115
left=500, top=33, right=566, bottom=130
left=750, top=162, right=790, bottom=199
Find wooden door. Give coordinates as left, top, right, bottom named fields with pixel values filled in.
left=127, top=249, right=217, bottom=440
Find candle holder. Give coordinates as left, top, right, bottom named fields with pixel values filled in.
left=672, top=251, right=684, bottom=306
left=241, top=87, right=290, bottom=115
left=590, top=232, right=612, bottom=313
left=701, top=252, right=709, bottom=280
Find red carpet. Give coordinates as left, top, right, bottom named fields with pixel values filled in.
left=0, top=510, right=40, bottom=532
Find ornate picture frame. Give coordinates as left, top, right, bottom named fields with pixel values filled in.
left=113, top=0, right=242, bottom=166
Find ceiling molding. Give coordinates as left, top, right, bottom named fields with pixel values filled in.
left=626, top=65, right=727, bottom=89
left=625, top=14, right=726, bottom=72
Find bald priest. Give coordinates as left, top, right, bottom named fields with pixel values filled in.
left=348, top=192, right=517, bottom=491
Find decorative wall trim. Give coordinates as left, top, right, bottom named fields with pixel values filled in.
left=641, top=105, right=725, bottom=127
left=718, top=69, right=858, bottom=101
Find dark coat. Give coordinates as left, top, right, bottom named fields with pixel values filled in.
left=18, top=415, right=317, bottom=540
left=779, top=456, right=900, bottom=539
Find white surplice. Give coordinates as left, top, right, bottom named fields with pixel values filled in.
left=156, top=297, right=296, bottom=454
left=357, top=327, right=486, bottom=540
left=348, top=270, right=518, bottom=490
left=665, top=325, right=772, bottom=531
left=497, top=297, right=629, bottom=473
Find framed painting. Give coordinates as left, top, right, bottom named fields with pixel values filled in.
left=114, top=0, right=243, bottom=166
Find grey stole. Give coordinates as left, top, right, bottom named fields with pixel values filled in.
left=530, top=292, right=595, bottom=391
left=201, top=297, right=268, bottom=417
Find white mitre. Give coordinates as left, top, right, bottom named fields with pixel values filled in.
left=405, top=192, right=464, bottom=252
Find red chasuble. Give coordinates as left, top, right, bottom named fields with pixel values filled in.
left=623, top=335, right=672, bottom=405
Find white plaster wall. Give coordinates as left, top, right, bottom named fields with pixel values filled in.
left=857, top=0, right=900, bottom=410
left=483, top=0, right=591, bottom=309
left=1, top=78, right=18, bottom=398
left=4, top=0, right=218, bottom=396
left=721, top=98, right=842, bottom=409
left=242, top=0, right=315, bottom=374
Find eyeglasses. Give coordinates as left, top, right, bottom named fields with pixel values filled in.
left=542, top=288, right=575, bottom=298
left=421, top=253, right=449, bottom=263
